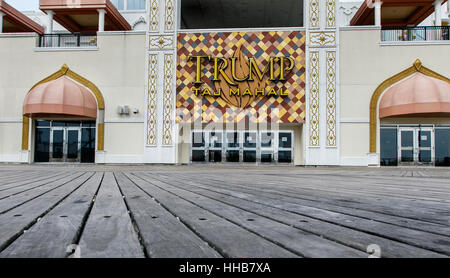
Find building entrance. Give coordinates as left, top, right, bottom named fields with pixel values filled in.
left=381, top=125, right=450, bottom=166
left=34, top=120, right=96, bottom=163
left=191, top=130, right=294, bottom=164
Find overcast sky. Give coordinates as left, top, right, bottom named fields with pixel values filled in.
left=6, top=0, right=39, bottom=11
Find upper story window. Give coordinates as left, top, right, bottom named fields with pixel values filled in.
left=180, top=0, right=304, bottom=29
left=111, top=0, right=146, bottom=11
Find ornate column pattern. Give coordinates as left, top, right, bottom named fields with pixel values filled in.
left=307, top=0, right=339, bottom=164
left=309, top=0, right=320, bottom=28
left=147, top=54, right=158, bottom=145
left=326, top=51, right=336, bottom=146
left=326, top=0, right=337, bottom=28
left=162, top=53, right=174, bottom=145
left=309, top=52, right=320, bottom=146
left=146, top=0, right=177, bottom=148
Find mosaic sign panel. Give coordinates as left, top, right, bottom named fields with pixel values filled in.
left=177, top=31, right=306, bottom=123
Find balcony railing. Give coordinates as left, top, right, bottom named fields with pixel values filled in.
left=37, top=33, right=97, bottom=48
left=381, top=26, right=450, bottom=42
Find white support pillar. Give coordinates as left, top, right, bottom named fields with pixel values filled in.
left=46, top=10, right=55, bottom=34
left=97, top=9, right=106, bottom=32
left=374, top=1, right=382, bottom=27
left=434, top=0, right=442, bottom=26
left=0, top=12, right=4, bottom=34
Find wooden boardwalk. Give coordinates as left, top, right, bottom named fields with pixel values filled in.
left=0, top=165, right=449, bottom=258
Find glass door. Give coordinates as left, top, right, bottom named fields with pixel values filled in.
left=66, top=128, right=81, bottom=163
left=417, top=128, right=433, bottom=165
left=398, top=127, right=434, bottom=166
left=50, top=128, right=65, bottom=162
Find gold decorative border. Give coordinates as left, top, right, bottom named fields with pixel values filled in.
left=309, top=52, right=320, bottom=146
left=149, top=34, right=174, bottom=49
left=164, top=0, right=175, bottom=32
left=326, top=0, right=336, bottom=28
left=147, top=54, right=158, bottom=146
left=149, top=0, right=159, bottom=31
left=162, top=54, right=174, bottom=145
left=326, top=51, right=336, bottom=147
left=309, top=0, right=320, bottom=28
left=369, top=59, right=450, bottom=153
left=22, top=64, right=105, bottom=151
left=309, top=31, right=336, bottom=47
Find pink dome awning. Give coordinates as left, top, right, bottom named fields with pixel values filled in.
left=379, top=73, right=450, bottom=118
left=23, top=76, right=97, bottom=119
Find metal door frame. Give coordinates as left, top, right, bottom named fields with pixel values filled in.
left=49, top=126, right=81, bottom=163
left=398, top=126, right=434, bottom=166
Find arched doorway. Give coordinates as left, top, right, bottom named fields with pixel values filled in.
left=369, top=60, right=450, bottom=166
left=22, top=64, right=105, bottom=163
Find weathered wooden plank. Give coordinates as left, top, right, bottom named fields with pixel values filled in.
left=0, top=172, right=68, bottom=196
left=0, top=172, right=53, bottom=186
left=185, top=172, right=450, bottom=229
left=127, top=172, right=297, bottom=258
left=115, top=172, right=221, bottom=258
left=78, top=172, right=144, bottom=258
left=0, top=172, right=94, bottom=252
left=154, top=172, right=450, bottom=256
left=0, top=173, right=103, bottom=258
left=152, top=173, right=446, bottom=258
left=137, top=172, right=369, bottom=258
left=0, top=172, right=85, bottom=213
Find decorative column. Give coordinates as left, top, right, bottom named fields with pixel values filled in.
left=46, top=10, right=55, bottom=34
left=0, top=12, right=4, bottom=34
left=144, top=0, right=177, bottom=163
left=98, top=9, right=106, bottom=32
left=434, top=0, right=442, bottom=26
left=374, top=1, right=382, bottom=26
left=306, top=0, right=340, bottom=165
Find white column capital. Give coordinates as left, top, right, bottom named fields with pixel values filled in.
left=97, top=9, right=107, bottom=15
left=46, top=10, right=55, bottom=16
left=0, top=11, right=5, bottom=17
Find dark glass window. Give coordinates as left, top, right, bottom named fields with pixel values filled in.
left=435, top=129, right=450, bottom=166
left=261, top=153, right=273, bottom=163
left=279, top=133, right=292, bottom=148
left=380, top=128, right=398, bottom=166
left=36, top=120, right=50, bottom=127
left=243, top=150, right=256, bottom=163
left=52, top=130, right=64, bottom=159
left=81, top=128, right=95, bottom=163
left=180, top=0, right=304, bottom=29
left=34, top=128, right=50, bottom=162
left=226, top=150, right=240, bottom=162
left=278, top=151, right=292, bottom=163
left=209, top=150, right=222, bottom=163
left=192, top=150, right=206, bottom=162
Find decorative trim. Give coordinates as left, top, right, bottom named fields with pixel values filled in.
left=309, top=52, right=320, bottom=146
left=162, top=54, right=174, bottom=145
left=132, top=16, right=147, bottom=29
left=147, top=54, right=158, bottom=146
left=369, top=59, right=450, bottom=153
left=21, top=116, right=29, bottom=151
left=309, top=31, right=336, bottom=47
left=22, top=64, right=105, bottom=151
left=309, top=0, right=320, bottom=28
left=149, top=34, right=174, bottom=49
left=164, top=0, right=175, bottom=32
left=326, top=51, right=337, bottom=147
left=149, top=0, right=159, bottom=31
left=326, top=0, right=336, bottom=28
